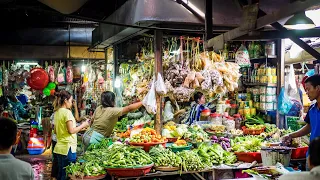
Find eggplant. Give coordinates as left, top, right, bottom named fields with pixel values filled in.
left=212, top=136, right=218, bottom=140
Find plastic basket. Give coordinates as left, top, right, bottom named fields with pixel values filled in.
left=106, top=164, right=153, bottom=177
left=167, top=138, right=178, bottom=143
left=170, top=143, right=192, bottom=153
left=27, top=148, right=45, bottom=155
left=291, top=147, right=308, bottom=159
left=242, top=126, right=265, bottom=135
left=129, top=140, right=167, bottom=152
left=235, top=152, right=262, bottom=163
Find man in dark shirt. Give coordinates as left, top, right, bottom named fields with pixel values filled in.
left=0, top=117, right=34, bottom=180
left=282, top=75, right=320, bottom=167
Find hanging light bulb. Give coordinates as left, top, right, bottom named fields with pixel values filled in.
left=284, top=12, right=316, bottom=30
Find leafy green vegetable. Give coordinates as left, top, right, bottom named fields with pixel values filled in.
left=66, top=161, right=106, bottom=178
left=194, top=143, right=237, bottom=166
left=127, top=112, right=143, bottom=119
left=114, top=117, right=129, bottom=133
left=232, top=136, right=263, bottom=152
left=183, top=125, right=209, bottom=143
left=86, top=138, right=112, bottom=151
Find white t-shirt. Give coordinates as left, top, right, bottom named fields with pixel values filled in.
left=279, top=166, right=320, bottom=180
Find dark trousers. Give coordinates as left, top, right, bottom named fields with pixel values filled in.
left=56, top=148, right=77, bottom=180
left=51, top=140, right=59, bottom=178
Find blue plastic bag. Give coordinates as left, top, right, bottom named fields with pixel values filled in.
left=278, top=87, right=293, bottom=115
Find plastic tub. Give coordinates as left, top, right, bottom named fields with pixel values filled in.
left=27, top=148, right=45, bottom=155
left=235, top=152, right=262, bottom=163
left=260, top=149, right=292, bottom=167
left=106, top=164, right=153, bottom=177
left=291, top=147, right=308, bottom=159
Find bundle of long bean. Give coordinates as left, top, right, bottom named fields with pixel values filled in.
left=103, top=144, right=153, bottom=168
left=149, top=145, right=182, bottom=167
left=177, top=150, right=207, bottom=172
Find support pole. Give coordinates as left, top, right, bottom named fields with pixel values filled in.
left=276, top=39, right=285, bottom=128
left=104, top=48, right=108, bottom=80
left=205, top=0, right=213, bottom=42
left=154, top=30, right=163, bottom=135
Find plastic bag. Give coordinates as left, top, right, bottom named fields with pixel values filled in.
left=155, top=73, right=167, bottom=95
left=278, top=87, right=293, bottom=115
left=66, top=64, right=73, bottom=83
left=57, top=63, right=65, bottom=83
left=164, top=101, right=174, bottom=122
left=235, top=44, right=251, bottom=67
left=0, top=65, right=2, bottom=85
left=2, top=64, right=8, bottom=87
left=142, top=78, right=157, bottom=114
left=48, top=66, right=55, bottom=82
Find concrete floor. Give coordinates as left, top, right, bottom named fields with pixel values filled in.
left=17, top=154, right=52, bottom=180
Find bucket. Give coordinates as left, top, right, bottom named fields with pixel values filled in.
left=261, top=149, right=292, bottom=167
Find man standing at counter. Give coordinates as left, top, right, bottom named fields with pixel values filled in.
left=282, top=75, right=320, bottom=168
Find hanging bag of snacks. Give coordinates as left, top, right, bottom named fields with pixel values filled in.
left=235, top=44, right=251, bottom=67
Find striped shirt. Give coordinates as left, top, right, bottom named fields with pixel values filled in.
left=185, top=102, right=211, bottom=125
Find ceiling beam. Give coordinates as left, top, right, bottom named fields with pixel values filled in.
left=206, top=0, right=320, bottom=50
left=234, top=29, right=320, bottom=40
left=176, top=0, right=205, bottom=23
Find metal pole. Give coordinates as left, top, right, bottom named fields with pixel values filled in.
left=276, top=39, right=285, bottom=128
left=104, top=48, right=108, bottom=80
left=205, top=0, right=213, bottom=41
left=154, top=30, right=163, bottom=135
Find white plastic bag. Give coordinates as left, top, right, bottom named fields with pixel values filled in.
left=235, top=44, right=251, bottom=67
left=142, top=78, right=157, bottom=114
left=164, top=101, right=174, bottom=122
left=155, top=73, right=167, bottom=95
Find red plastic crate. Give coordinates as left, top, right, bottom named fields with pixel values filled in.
left=291, top=147, right=308, bottom=159
left=235, top=152, right=262, bottom=163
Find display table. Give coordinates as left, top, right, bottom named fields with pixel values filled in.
left=112, top=169, right=215, bottom=180
left=112, top=162, right=257, bottom=180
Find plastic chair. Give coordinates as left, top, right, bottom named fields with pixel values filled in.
left=13, top=129, right=22, bottom=153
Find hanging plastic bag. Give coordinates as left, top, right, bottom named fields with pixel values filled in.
left=235, top=44, right=251, bottom=67
left=278, top=87, right=293, bottom=115
left=66, top=63, right=73, bottom=83
left=284, top=65, right=303, bottom=117
left=142, top=78, right=157, bottom=114
left=163, top=101, right=174, bottom=122
left=3, top=64, right=8, bottom=87
left=57, top=63, right=65, bottom=83
left=155, top=73, right=167, bottom=95
left=96, top=69, right=104, bottom=84
left=0, top=65, right=2, bottom=85
left=48, top=65, right=55, bottom=82
left=88, top=65, right=96, bottom=83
